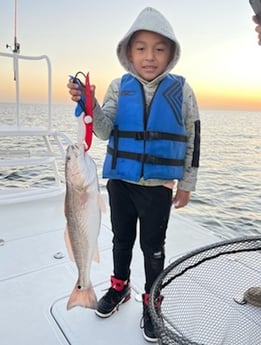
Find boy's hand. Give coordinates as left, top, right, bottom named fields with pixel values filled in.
left=67, top=79, right=96, bottom=107
left=173, top=189, right=191, bottom=209
left=67, top=79, right=82, bottom=102
left=253, top=16, right=261, bottom=45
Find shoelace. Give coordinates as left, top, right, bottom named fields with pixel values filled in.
left=103, top=287, right=122, bottom=303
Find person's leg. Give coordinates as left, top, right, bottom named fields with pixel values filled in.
left=137, top=185, right=172, bottom=293
left=108, top=179, right=138, bottom=280
left=96, top=180, right=137, bottom=318
left=134, top=184, right=172, bottom=342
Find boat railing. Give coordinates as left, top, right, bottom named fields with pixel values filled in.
left=0, top=51, right=53, bottom=130
left=0, top=52, right=73, bottom=197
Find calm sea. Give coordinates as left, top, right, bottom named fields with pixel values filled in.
left=0, top=103, right=260, bottom=238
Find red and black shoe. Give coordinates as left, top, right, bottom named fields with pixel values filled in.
left=141, top=293, right=162, bottom=343
left=95, top=276, right=131, bottom=318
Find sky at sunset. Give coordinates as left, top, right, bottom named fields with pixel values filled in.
left=0, top=0, right=261, bottom=110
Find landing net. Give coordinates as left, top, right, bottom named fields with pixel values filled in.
left=149, top=236, right=261, bottom=345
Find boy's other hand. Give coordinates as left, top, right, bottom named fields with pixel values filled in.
left=173, top=190, right=191, bottom=209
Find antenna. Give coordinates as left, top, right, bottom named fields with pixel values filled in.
left=6, top=0, right=20, bottom=53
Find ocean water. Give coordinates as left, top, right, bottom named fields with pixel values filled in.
left=182, top=109, right=261, bottom=238
left=0, top=103, right=260, bottom=238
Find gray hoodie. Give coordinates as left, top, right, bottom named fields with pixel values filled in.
left=93, top=7, right=200, bottom=192
left=117, top=7, right=181, bottom=79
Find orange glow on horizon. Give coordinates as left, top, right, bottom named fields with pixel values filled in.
left=1, top=72, right=261, bottom=111
left=196, top=87, right=261, bottom=111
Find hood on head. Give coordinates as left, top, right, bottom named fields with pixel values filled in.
left=117, top=7, right=181, bottom=76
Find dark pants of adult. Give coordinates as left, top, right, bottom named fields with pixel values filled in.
left=107, top=179, right=173, bottom=293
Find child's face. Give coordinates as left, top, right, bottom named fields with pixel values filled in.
left=128, top=30, right=173, bottom=81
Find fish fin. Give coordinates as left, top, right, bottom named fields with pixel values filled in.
left=92, top=246, right=100, bottom=263
left=64, top=226, right=75, bottom=262
left=67, top=284, right=97, bottom=310
left=97, top=193, right=106, bottom=213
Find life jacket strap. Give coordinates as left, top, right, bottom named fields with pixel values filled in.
left=107, top=146, right=185, bottom=166
left=110, top=129, right=187, bottom=142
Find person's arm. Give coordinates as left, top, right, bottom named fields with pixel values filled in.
left=173, top=82, right=200, bottom=208
left=92, top=78, right=121, bottom=140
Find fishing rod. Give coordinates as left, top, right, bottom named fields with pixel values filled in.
left=6, top=0, right=20, bottom=53
left=5, top=0, right=20, bottom=81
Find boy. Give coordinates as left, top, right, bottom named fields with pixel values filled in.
left=68, top=7, right=200, bottom=342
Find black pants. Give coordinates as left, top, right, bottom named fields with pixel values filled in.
left=107, top=179, right=173, bottom=293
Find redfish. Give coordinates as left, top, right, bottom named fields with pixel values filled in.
left=64, top=143, right=102, bottom=310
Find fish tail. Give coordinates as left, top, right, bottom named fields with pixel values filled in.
left=67, top=284, right=97, bottom=310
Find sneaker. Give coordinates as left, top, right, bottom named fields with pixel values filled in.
left=244, top=286, right=261, bottom=307
left=95, top=276, right=131, bottom=318
left=141, top=293, right=162, bottom=343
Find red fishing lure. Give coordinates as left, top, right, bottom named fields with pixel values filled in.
left=70, top=71, right=93, bottom=151
left=83, top=73, right=93, bottom=151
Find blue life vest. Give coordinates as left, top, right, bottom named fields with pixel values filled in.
left=102, top=73, right=187, bottom=182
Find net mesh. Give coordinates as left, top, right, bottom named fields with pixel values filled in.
left=149, top=236, right=261, bottom=345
